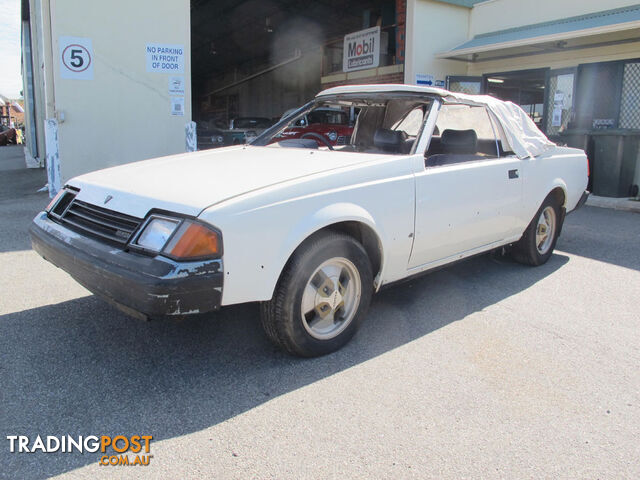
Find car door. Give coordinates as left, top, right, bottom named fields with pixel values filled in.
left=408, top=103, right=524, bottom=270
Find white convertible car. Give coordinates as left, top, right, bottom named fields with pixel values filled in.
left=31, top=84, right=589, bottom=356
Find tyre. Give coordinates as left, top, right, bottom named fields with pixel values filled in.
left=511, top=194, right=563, bottom=266
left=260, top=231, right=373, bottom=357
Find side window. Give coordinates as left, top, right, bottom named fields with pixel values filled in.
left=392, top=107, right=424, bottom=137
left=425, top=104, right=500, bottom=167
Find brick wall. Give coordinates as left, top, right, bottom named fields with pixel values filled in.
left=396, top=0, right=406, bottom=63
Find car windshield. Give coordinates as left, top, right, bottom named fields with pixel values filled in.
left=254, top=94, right=434, bottom=155
left=234, top=118, right=272, bottom=129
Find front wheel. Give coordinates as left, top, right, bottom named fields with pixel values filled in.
left=260, top=232, right=373, bottom=357
left=511, top=195, right=562, bottom=266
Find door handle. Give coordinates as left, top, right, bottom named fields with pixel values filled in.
left=508, top=169, right=519, bottom=179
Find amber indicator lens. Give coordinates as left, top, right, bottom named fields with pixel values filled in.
left=164, top=222, right=220, bottom=259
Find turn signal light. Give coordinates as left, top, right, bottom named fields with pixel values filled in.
left=164, top=222, right=221, bottom=259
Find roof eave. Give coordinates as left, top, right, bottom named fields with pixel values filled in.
left=437, top=19, right=640, bottom=59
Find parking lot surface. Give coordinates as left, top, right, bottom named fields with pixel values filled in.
left=1, top=145, right=639, bottom=479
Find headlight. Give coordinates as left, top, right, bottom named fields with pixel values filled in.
left=327, top=130, right=338, bottom=142
left=135, top=217, right=180, bottom=252
left=133, top=216, right=222, bottom=259
left=216, top=135, right=224, bottom=143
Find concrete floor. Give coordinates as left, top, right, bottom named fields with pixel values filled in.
left=1, top=145, right=639, bottom=479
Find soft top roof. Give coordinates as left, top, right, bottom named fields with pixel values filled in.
left=317, top=84, right=555, bottom=159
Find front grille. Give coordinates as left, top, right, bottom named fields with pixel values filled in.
left=56, top=199, right=143, bottom=246
left=337, top=135, right=348, bottom=145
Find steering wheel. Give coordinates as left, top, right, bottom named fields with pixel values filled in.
left=301, top=132, right=334, bottom=150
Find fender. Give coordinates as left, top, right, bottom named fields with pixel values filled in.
left=547, top=178, right=568, bottom=207
left=524, top=177, right=568, bottom=223
left=269, top=202, right=387, bottom=297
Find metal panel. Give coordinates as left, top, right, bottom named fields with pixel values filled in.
left=619, top=62, right=640, bottom=129
left=446, top=76, right=483, bottom=95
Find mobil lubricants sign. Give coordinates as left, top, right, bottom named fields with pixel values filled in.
left=343, top=26, right=380, bottom=72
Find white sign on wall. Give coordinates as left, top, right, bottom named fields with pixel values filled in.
left=59, top=36, right=94, bottom=80
left=146, top=44, right=185, bottom=73
left=169, top=76, right=185, bottom=95
left=171, top=97, right=185, bottom=116
left=415, top=73, right=434, bottom=86
left=343, top=26, right=380, bottom=72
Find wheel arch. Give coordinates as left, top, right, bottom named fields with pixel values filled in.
left=548, top=183, right=567, bottom=208
left=269, top=203, right=386, bottom=299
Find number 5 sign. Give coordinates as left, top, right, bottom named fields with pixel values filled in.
left=59, top=36, right=94, bottom=80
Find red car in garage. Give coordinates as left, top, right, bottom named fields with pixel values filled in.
left=277, top=107, right=354, bottom=147
left=0, top=126, right=17, bottom=146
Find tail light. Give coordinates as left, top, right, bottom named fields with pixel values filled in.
left=586, top=156, right=590, bottom=178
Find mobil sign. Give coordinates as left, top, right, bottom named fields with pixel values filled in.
left=343, top=26, right=380, bottom=72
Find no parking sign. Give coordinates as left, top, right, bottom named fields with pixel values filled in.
left=145, top=44, right=185, bottom=74
left=59, top=36, right=94, bottom=80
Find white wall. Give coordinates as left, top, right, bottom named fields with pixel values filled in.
left=47, top=0, right=191, bottom=182
left=405, top=0, right=470, bottom=85
left=469, top=0, right=640, bottom=37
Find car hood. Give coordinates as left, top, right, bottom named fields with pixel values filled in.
left=68, top=146, right=381, bottom=218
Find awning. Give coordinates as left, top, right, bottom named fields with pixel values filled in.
left=438, top=5, right=640, bottom=62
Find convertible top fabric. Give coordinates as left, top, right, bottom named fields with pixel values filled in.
left=317, top=84, right=556, bottom=159
left=442, top=92, right=556, bottom=159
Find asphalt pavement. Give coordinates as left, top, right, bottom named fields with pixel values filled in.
left=1, top=145, right=639, bottom=479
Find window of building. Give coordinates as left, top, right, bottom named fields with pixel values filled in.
left=545, top=71, right=575, bottom=136
left=619, top=62, right=640, bottom=129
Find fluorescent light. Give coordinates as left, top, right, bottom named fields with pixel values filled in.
left=487, top=78, right=504, bottom=84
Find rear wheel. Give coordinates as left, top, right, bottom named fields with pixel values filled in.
left=260, top=232, right=373, bottom=357
left=511, top=195, right=562, bottom=266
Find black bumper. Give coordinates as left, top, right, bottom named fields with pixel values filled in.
left=30, top=212, right=223, bottom=319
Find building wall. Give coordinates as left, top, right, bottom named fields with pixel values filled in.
left=43, top=0, right=191, bottom=182
left=469, top=0, right=640, bottom=37
left=404, top=0, right=470, bottom=85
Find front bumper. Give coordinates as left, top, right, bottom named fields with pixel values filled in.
left=30, top=212, right=223, bottom=319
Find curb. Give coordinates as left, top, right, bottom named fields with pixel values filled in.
left=586, top=195, right=640, bottom=213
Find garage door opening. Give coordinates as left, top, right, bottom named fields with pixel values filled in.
left=484, top=69, right=548, bottom=131
left=190, top=0, right=405, bottom=149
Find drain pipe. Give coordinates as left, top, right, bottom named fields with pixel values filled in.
left=206, top=49, right=302, bottom=96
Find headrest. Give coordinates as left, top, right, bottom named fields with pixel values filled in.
left=373, top=128, right=408, bottom=151
left=441, top=129, right=477, bottom=154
